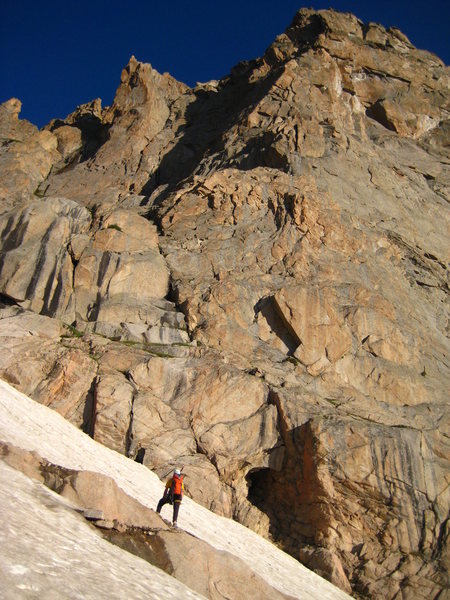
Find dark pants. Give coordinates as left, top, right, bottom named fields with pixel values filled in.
left=156, top=493, right=182, bottom=523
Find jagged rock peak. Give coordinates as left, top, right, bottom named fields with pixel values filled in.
left=112, top=54, right=189, bottom=111
left=1, top=97, right=22, bottom=119
left=266, top=7, right=441, bottom=64
left=0, top=97, right=37, bottom=140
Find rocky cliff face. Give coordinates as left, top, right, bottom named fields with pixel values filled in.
left=0, top=8, right=448, bottom=598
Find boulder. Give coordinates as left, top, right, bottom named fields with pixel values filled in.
left=52, top=125, right=83, bottom=158
left=273, top=286, right=352, bottom=371
left=92, top=209, right=159, bottom=252
left=74, top=247, right=169, bottom=324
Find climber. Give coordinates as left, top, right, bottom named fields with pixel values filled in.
left=156, top=468, right=184, bottom=526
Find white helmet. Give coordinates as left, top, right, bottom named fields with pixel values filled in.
left=174, top=468, right=181, bottom=476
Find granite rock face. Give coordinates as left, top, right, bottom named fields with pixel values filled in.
left=0, top=8, right=448, bottom=598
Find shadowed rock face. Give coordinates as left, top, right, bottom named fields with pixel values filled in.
left=0, top=7, right=448, bottom=598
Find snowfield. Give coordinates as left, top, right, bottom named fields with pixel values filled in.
left=0, top=378, right=351, bottom=599
left=0, top=461, right=206, bottom=600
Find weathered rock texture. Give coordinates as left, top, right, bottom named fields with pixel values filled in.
left=0, top=8, right=448, bottom=599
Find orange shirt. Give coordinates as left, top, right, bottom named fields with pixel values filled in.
left=165, top=476, right=185, bottom=495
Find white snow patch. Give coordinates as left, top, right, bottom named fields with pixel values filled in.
left=0, top=461, right=206, bottom=600
left=0, top=378, right=351, bottom=600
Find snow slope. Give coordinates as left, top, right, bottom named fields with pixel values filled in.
left=0, top=460, right=206, bottom=599
left=0, top=378, right=352, bottom=600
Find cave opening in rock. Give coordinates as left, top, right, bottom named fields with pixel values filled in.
left=245, top=422, right=323, bottom=558
left=246, top=466, right=290, bottom=549
left=247, top=468, right=273, bottom=511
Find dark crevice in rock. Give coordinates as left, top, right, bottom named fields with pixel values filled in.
left=434, top=515, right=449, bottom=561
left=83, top=376, right=99, bottom=438
left=0, top=213, right=22, bottom=250
left=0, top=213, right=34, bottom=290
left=245, top=409, right=411, bottom=593
left=162, top=280, right=194, bottom=340
left=23, top=221, right=57, bottom=302
left=81, top=377, right=97, bottom=437
left=246, top=398, right=310, bottom=555
left=42, top=263, right=63, bottom=317
left=366, top=101, right=398, bottom=132
left=0, top=292, right=21, bottom=307
left=125, top=386, right=138, bottom=458
left=86, top=291, right=102, bottom=322
left=254, top=297, right=299, bottom=356
left=134, top=448, right=146, bottom=464
left=165, top=279, right=181, bottom=306
left=232, top=131, right=292, bottom=173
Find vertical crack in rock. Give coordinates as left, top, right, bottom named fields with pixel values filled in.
left=81, top=376, right=97, bottom=437
left=86, top=374, right=100, bottom=439
left=125, top=376, right=138, bottom=459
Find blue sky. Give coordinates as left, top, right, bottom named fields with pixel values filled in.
left=1, top=0, right=449, bottom=128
